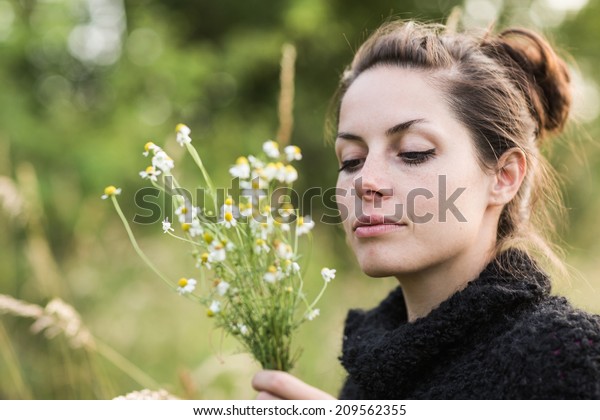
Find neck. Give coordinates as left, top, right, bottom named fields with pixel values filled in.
left=397, top=243, right=496, bottom=323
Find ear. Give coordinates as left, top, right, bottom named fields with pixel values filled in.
left=489, top=147, right=527, bottom=206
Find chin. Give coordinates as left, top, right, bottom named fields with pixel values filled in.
left=357, top=257, right=400, bottom=278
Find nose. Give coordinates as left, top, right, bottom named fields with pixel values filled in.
left=353, top=155, right=393, bottom=201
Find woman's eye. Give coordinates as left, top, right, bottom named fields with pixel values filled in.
left=338, top=158, right=364, bottom=173
left=399, top=148, right=435, bottom=166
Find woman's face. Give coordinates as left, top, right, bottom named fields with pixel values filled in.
left=335, top=66, right=498, bottom=278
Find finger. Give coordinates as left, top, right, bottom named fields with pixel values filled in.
left=256, top=391, right=282, bottom=400
left=252, top=370, right=335, bottom=400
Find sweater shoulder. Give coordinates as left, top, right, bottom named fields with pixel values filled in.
left=495, top=296, right=600, bottom=398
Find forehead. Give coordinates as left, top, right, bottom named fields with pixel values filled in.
left=339, top=66, right=449, bottom=127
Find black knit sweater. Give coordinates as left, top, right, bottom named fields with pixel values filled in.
left=339, top=249, right=600, bottom=399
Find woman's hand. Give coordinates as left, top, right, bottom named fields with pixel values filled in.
left=252, top=370, right=336, bottom=400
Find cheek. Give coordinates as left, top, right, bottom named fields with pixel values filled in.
left=434, top=171, right=491, bottom=226
left=335, top=178, right=353, bottom=231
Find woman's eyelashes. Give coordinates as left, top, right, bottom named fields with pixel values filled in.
left=338, top=158, right=364, bottom=173
left=399, top=148, right=436, bottom=166
left=338, top=148, right=436, bottom=173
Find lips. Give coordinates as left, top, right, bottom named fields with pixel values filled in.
left=352, top=214, right=406, bottom=231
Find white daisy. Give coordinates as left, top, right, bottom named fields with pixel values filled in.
left=229, top=156, right=251, bottom=179
left=296, top=216, right=315, bottom=236
left=279, top=221, right=291, bottom=232
left=199, top=252, right=212, bottom=269
left=143, top=141, right=160, bottom=157
left=263, top=265, right=282, bottom=283
left=262, top=140, right=280, bottom=158
left=162, top=218, right=174, bottom=233
left=237, top=323, right=249, bottom=336
left=276, top=242, right=293, bottom=260
left=207, top=300, right=221, bottom=317
left=176, top=277, right=196, bottom=295
left=182, top=219, right=203, bottom=237
left=175, top=123, right=192, bottom=146
left=306, top=309, right=320, bottom=321
left=254, top=238, right=270, bottom=254
left=152, top=150, right=174, bottom=173
left=216, top=280, right=230, bottom=296
left=139, top=166, right=162, bottom=182
left=101, top=186, right=121, bottom=200
left=175, top=204, right=199, bottom=224
left=222, top=211, right=237, bottom=228
left=262, top=162, right=278, bottom=182
left=239, top=202, right=253, bottom=217
left=321, top=267, right=336, bottom=283
left=278, top=204, right=295, bottom=221
left=283, top=165, right=298, bottom=184
left=209, top=243, right=227, bottom=263
left=284, top=145, right=302, bottom=161
left=283, top=259, right=300, bottom=275
left=248, top=155, right=264, bottom=169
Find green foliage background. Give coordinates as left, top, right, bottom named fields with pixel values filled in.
left=1, top=0, right=599, bottom=399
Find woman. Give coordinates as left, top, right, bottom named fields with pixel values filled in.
left=252, top=20, right=600, bottom=399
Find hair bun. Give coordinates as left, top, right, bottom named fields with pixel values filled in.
left=484, top=28, right=572, bottom=140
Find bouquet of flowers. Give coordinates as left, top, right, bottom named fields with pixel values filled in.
left=102, top=123, right=334, bottom=372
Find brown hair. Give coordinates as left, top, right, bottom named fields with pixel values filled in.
left=330, top=20, right=572, bottom=275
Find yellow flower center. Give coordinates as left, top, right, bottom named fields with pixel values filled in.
left=297, top=216, right=304, bottom=226
left=180, top=206, right=188, bottom=214
left=267, top=265, right=277, bottom=273
left=104, top=186, right=117, bottom=196
left=181, top=223, right=191, bottom=232
left=206, top=309, right=215, bottom=317
left=203, top=233, right=214, bottom=244
left=225, top=197, right=233, bottom=206
left=225, top=212, right=233, bottom=222
left=178, top=278, right=188, bottom=287
left=144, top=141, right=155, bottom=151
left=145, top=166, right=154, bottom=173
left=175, top=123, right=187, bottom=133
left=236, top=156, right=248, bottom=165
left=201, top=253, right=209, bottom=263
left=275, top=162, right=284, bottom=170
left=256, top=239, right=265, bottom=246
left=285, top=165, right=295, bottom=173
left=285, top=286, right=293, bottom=293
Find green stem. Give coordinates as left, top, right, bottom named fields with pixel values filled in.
left=93, top=338, right=162, bottom=390
left=110, top=195, right=175, bottom=291
left=185, top=143, right=216, bottom=196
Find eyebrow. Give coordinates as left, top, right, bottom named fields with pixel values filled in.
left=336, top=118, right=426, bottom=141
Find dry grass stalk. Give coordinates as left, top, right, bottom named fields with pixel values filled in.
left=276, top=43, right=297, bottom=146
left=1, top=293, right=163, bottom=390
left=0, top=294, right=44, bottom=319
left=444, top=6, right=463, bottom=34
left=16, top=162, right=64, bottom=297
left=0, top=294, right=94, bottom=349
left=0, top=176, right=24, bottom=220
left=113, top=389, right=179, bottom=400
left=31, top=298, right=95, bottom=349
